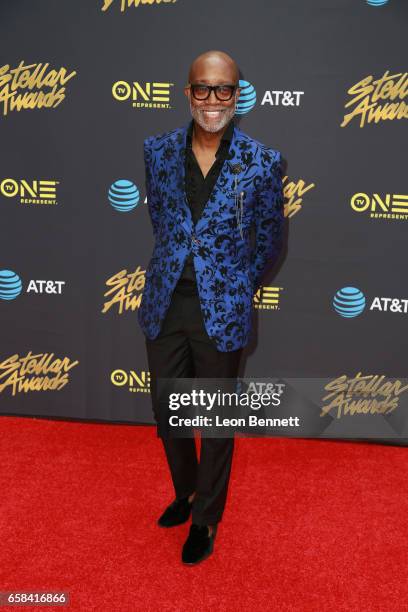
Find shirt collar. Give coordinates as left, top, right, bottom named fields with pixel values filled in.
left=186, top=118, right=235, bottom=151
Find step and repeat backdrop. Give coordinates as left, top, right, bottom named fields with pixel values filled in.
left=0, top=0, right=407, bottom=436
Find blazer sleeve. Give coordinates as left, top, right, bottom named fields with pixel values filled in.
left=143, top=138, right=161, bottom=239
left=249, top=151, right=285, bottom=295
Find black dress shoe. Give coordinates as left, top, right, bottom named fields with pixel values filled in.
left=157, top=495, right=193, bottom=527
left=181, top=523, right=217, bottom=565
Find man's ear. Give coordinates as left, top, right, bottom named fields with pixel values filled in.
left=183, top=86, right=190, bottom=99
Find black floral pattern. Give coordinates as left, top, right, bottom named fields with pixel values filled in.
left=138, top=122, right=284, bottom=352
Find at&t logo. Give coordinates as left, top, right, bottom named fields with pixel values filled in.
left=333, top=287, right=366, bottom=318
left=0, top=269, right=65, bottom=301
left=333, top=286, right=408, bottom=318
left=108, top=180, right=140, bottom=212
left=236, top=80, right=256, bottom=115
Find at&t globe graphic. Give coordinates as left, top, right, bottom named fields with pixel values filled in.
left=108, top=180, right=140, bottom=212
left=333, top=287, right=366, bottom=318
left=367, top=0, right=389, bottom=6
left=236, top=80, right=256, bottom=115
left=0, top=269, right=23, bottom=301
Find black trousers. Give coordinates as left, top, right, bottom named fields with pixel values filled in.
left=145, top=285, right=243, bottom=526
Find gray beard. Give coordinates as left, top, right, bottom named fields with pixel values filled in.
left=189, top=95, right=237, bottom=133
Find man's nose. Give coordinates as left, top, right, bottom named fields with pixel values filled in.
left=208, top=89, right=219, bottom=104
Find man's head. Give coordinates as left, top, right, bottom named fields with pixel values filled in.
left=184, top=50, right=241, bottom=133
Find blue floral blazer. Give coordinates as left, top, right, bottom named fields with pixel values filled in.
left=137, top=121, right=284, bottom=352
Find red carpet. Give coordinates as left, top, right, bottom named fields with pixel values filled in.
left=0, top=416, right=407, bottom=611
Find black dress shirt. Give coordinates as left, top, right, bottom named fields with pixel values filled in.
left=174, top=118, right=235, bottom=295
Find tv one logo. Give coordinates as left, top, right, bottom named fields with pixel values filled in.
left=112, top=81, right=173, bottom=109
left=0, top=270, right=65, bottom=301
left=0, top=178, right=59, bottom=205
left=253, top=286, right=283, bottom=310
left=333, top=287, right=408, bottom=318
left=351, top=192, right=408, bottom=219
left=111, top=369, right=150, bottom=393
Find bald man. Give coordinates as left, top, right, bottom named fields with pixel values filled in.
left=138, top=50, right=285, bottom=565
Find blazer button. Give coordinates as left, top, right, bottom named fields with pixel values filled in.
left=191, top=233, right=201, bottom=246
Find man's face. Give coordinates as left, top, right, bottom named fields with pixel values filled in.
left=184, top=62, right=240, bottom=133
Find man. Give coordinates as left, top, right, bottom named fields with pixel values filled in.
left=138, top=50, right=284, bottom=565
